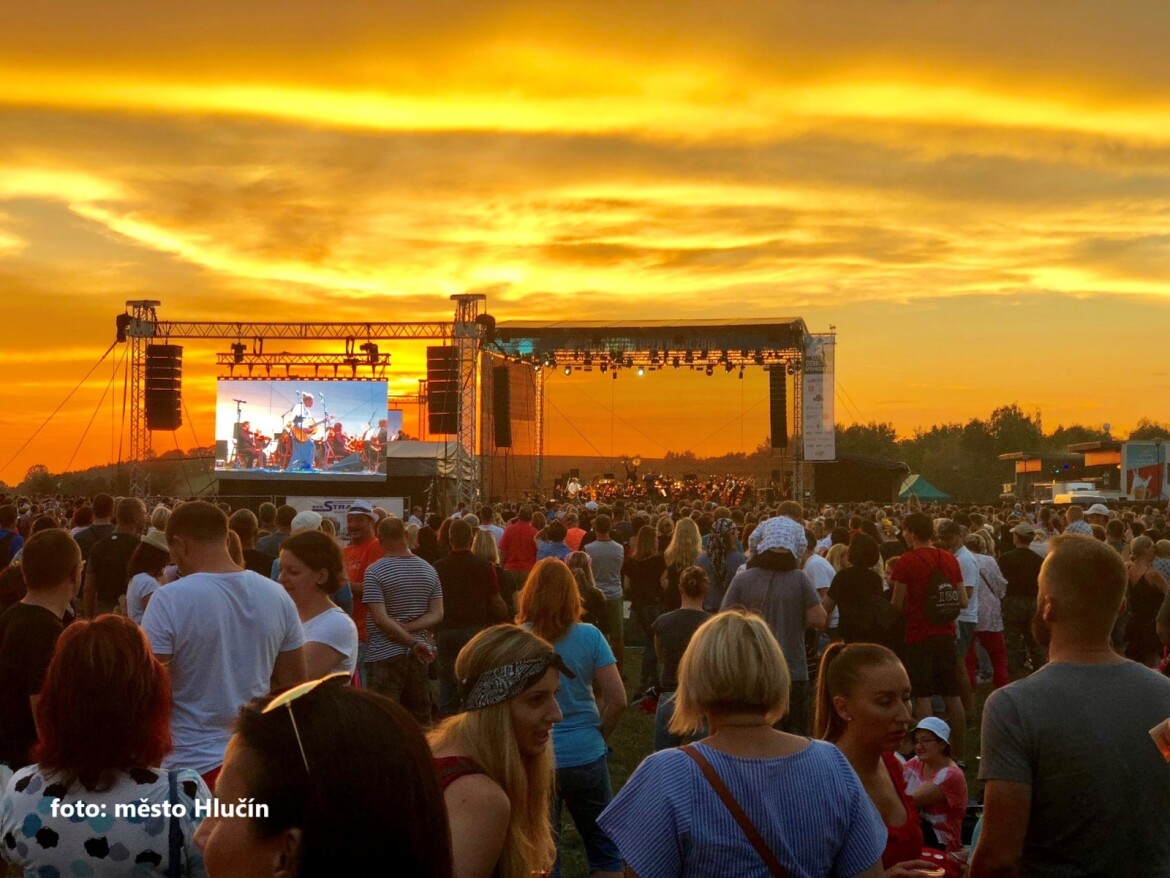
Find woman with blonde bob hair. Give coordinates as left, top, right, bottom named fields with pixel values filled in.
left=429, top=624, right=565, bottom=878
left=599, top=611, right=886, bottom=878
left=516, top=559, right=626, bottom=877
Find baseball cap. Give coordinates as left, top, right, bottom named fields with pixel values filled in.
left=1086, top=503, right=1110, bottom=517
left=1011, top=521, right=1036, bottom=538
left=914, top=716, right=952, bottom=744
left=585, top=501, right=599, bottom=511
left=347, top=499, right=377, bottom=520
left=290, top=510, right=323, bottom=532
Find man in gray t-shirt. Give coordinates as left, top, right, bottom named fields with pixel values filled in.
left=583, top=514, right=627, bottom=669
left=972, top=534, right=1170, bottom=877
left=720, top=531, right=826, bottom=735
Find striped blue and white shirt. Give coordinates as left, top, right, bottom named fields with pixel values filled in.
left=598, top=740, right=885, bottom=878
left=363, top=554, right=442, bottom=662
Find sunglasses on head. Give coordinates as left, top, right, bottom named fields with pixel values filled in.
left=263, top=673, right=350, bottom=774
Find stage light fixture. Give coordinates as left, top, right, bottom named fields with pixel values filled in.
left=700, top=349, right=709, bottom=360
left=724, top=362, right=734, bottom=374
left=685, top=351, right=694, bottom=364
left=738, top=367, right=745, bottom=379
left=600, top=362, right=608, bottom=373
left=612, top=370, right=618, bottom=380
left=636, top=365, right=645, bottom=377
left=705, top=364, right=714, bottom=376
left=672, top=356, right=680, bottom=369
left=564, top=365, right=572, bottom=375
left=231, top=342, right=246, bottom=364
left=533, top=362, right=541, bottom=372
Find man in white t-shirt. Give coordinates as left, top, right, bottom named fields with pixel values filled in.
left=801, top=527, right=838, bottom=632
left=143, top=501, right=306, bottom=789
left=938, top=518, right=979, bottom=757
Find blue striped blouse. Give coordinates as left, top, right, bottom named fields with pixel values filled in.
left=598, top=740, right=885, bottom=878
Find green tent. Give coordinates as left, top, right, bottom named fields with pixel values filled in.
left=898, top=474, right=951, bottom=502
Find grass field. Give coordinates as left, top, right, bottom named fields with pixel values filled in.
left=556, top=645, right=993, bottom=877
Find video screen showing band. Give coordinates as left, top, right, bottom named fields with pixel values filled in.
left=215, top=380, right=399, bottom=478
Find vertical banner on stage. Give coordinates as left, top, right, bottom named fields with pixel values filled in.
left=1121, top=441, right=1168, bottom=501
left=802, top=334, right=836, bottom=461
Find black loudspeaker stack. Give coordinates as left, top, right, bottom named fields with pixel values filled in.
left=769, top=369, right=788, bottom=449
left=145, top=344, right=183, bottom=431
left=427, top=346, right=460, bottom=435
left=492, top=365, right=512, bottom=448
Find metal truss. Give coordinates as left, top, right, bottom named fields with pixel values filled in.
left=140, top=321, right=452, bottom=341
left=451, top=295, right=486, bottom=509
left=215, top=352, right=391, bottom=380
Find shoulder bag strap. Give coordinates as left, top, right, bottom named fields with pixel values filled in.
left=167, top=769, right=182, bottom=878
left=680, top=745, right=788, bottom=878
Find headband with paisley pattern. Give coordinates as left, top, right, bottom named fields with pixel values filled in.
left=460, top=653, right=575, bottom=712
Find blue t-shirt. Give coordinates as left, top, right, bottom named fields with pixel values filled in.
left=599, top=740, right=885, bottom=878
left=536, top=541, right=572, bottom=562
left=541, top=622, right=615, bottom=769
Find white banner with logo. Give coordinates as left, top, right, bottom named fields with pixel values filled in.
left=802, top=335, right=836, bottom=461
left=286, top=496, right=406, bottom=540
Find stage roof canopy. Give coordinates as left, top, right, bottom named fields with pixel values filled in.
left=489, top=318, right=808, bottom=370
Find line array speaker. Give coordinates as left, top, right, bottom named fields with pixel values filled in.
left=426, top=346, right=460, bottom=435
left=492, top=365, right=512, bottom=448
left=145, top=344, right=183, bottom=431
left=769, top=369, right=788, bottom=449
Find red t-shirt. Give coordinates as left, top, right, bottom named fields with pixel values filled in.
left=499, top=521, right=538, bottom=572
left=344, top=537, right=385, bottom=642
left=881, top=750, right=925, bottom=870
left=892, top=547, right=962, bottom=645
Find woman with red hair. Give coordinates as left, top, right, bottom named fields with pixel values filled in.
left=0, top=615, right=209, bottom=877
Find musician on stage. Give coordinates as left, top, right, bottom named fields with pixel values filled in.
left=364, top=418, right=388, bottom=472
left=237, top=420, right=263, bottom=469
left=327, top=422, right=349, bottom=460
left=287, top=392, right=321, bottom=471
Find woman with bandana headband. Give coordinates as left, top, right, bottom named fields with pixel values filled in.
left=697, top=517, right=746, bottom=612
left=429, top=624, right=569, bottom=878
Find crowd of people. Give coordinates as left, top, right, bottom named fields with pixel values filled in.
left=556, top=472, right=757, bottom=507
left=2, top=489, right=1170, bottom=876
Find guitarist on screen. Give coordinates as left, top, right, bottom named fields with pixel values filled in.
left=286, top=392, right=331, bottom=471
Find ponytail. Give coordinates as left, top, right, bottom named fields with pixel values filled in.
left=814, top=642, right=848, bottom=741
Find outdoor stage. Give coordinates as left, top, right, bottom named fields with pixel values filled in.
left=115, top=298, right=836, bottom=507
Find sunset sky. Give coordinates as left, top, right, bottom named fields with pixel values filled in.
left=3, top=1, right=1170, bottom=482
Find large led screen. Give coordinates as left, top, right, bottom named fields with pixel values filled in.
left=214, top=379, right=397, bottom=480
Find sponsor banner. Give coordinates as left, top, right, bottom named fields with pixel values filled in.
left=286, top=496, right=406, bottom=539
left=1121, top=442, right=1168, bottom=501
left=802, top=334, right=835, bottom=461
